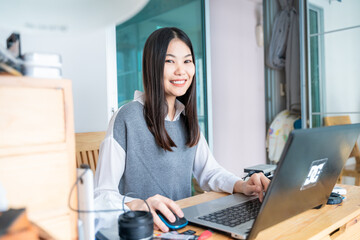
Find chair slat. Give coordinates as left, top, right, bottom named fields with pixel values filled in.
left=76, top=152, right=82, bottom=168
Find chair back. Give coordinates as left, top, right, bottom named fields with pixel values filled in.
left=75, top=131, right=106, bottom=174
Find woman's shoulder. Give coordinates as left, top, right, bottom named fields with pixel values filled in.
left=115, top=100, right=144, bottom=121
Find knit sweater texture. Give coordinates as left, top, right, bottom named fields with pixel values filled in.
left=114, top=101, right=197, bottom=201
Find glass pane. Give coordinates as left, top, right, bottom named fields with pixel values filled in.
left=321, top=28, right=360, bottom=115
left=115, top=0, right=208, bottom=139
left=309, top=9, right=322, bottom=127
left=309, top=0, right=360, bottom=33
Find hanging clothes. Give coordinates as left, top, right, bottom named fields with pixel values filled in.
left=266, top=0, right=291, bottom=70
left=266, top=0, right=301, bottom=114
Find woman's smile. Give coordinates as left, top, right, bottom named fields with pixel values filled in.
left=170, top=79, right=187, bottom=86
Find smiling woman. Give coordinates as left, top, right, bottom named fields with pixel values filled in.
left=94, top=27, right=270, bottom=233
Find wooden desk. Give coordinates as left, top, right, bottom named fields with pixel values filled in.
left=176, top=185, right=360, bottom=240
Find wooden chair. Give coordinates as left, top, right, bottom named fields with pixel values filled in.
left=75, top=131, right=106, bottom=174
left=324, top=115, right=360, bottom=185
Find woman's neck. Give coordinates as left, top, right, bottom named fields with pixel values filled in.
left=166, top=96, right=176, bottom=121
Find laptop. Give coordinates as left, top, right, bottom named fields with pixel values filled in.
left=183, top=124, right=360, bottom=239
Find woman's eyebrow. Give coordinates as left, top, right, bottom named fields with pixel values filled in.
left=166, top=53, right=192, bottom=58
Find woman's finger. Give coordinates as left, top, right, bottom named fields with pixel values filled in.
left=156, top=203, right=176, bottom=223
left=260, top=174, right=271, bottom=192
left=153, top=195, right=183, bottom=219
left=249, top=173, right=264, bottom=201
left=163, top=197, right=184, bottom=218
left=152, top=210, right=169, bottom=232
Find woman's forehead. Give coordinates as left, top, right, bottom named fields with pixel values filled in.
left=166, top=38, right=191, bottom=56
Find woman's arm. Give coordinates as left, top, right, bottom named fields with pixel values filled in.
left=193, top=133, right=270, bottom=201
left=193, top=133, right=241, bottom=193
left=94, top=136, right=136, bottom=230
left=94, top=105, right=138, bottom=210
left=94, top=136, right=135, bottom=204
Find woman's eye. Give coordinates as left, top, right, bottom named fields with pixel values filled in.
left=165, top=59, right=174, bottom=63
left=185, top=60, right=192, bottom=63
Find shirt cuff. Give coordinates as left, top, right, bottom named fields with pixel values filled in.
left=222, top=175, right=242, bottom=194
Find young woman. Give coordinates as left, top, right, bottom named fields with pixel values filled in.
left=94, top=27, right=270, bottom=232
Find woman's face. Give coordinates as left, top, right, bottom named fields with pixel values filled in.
left=163, top=38, right=195, bottom=103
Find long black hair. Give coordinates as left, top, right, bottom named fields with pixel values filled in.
left=142, top=27, right=200, bottom=151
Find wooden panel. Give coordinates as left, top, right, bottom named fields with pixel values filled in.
left=0, top=77, right=77, bottom=240
left=0, top=143, right=66, bottom=157
left=0, top=87, right=65, bottom=148
left=0, top=152, right=73, bottom=217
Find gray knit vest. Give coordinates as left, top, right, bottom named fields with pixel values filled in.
left=113, top=101, right=197, bottom=201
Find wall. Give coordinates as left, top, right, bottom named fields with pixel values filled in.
left=0, top=30, right=109, bottom=133
left=209, top=0, right=266, bottom=177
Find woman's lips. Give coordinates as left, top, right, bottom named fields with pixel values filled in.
left=170, top=79, right=186, bottom=86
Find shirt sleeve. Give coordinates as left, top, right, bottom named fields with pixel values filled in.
left=193, top=133, right=241, bottom=193
left=94, top=131, right=138, bottom=230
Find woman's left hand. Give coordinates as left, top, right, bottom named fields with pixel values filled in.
left=233, top=173, right=270, bottom=202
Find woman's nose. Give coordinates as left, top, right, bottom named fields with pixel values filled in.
left=174, top=63, right=186, bottom=75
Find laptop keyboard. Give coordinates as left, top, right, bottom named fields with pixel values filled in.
left=198, top=199, right=261, bottom=227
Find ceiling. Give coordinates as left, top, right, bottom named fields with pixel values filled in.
left=0, top=0, right=149, bottom=34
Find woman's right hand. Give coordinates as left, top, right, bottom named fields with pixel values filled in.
left=125, top=194, right=184, bottom=232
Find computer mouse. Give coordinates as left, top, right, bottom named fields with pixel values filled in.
left=156, top=210, right=188, bottom=230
